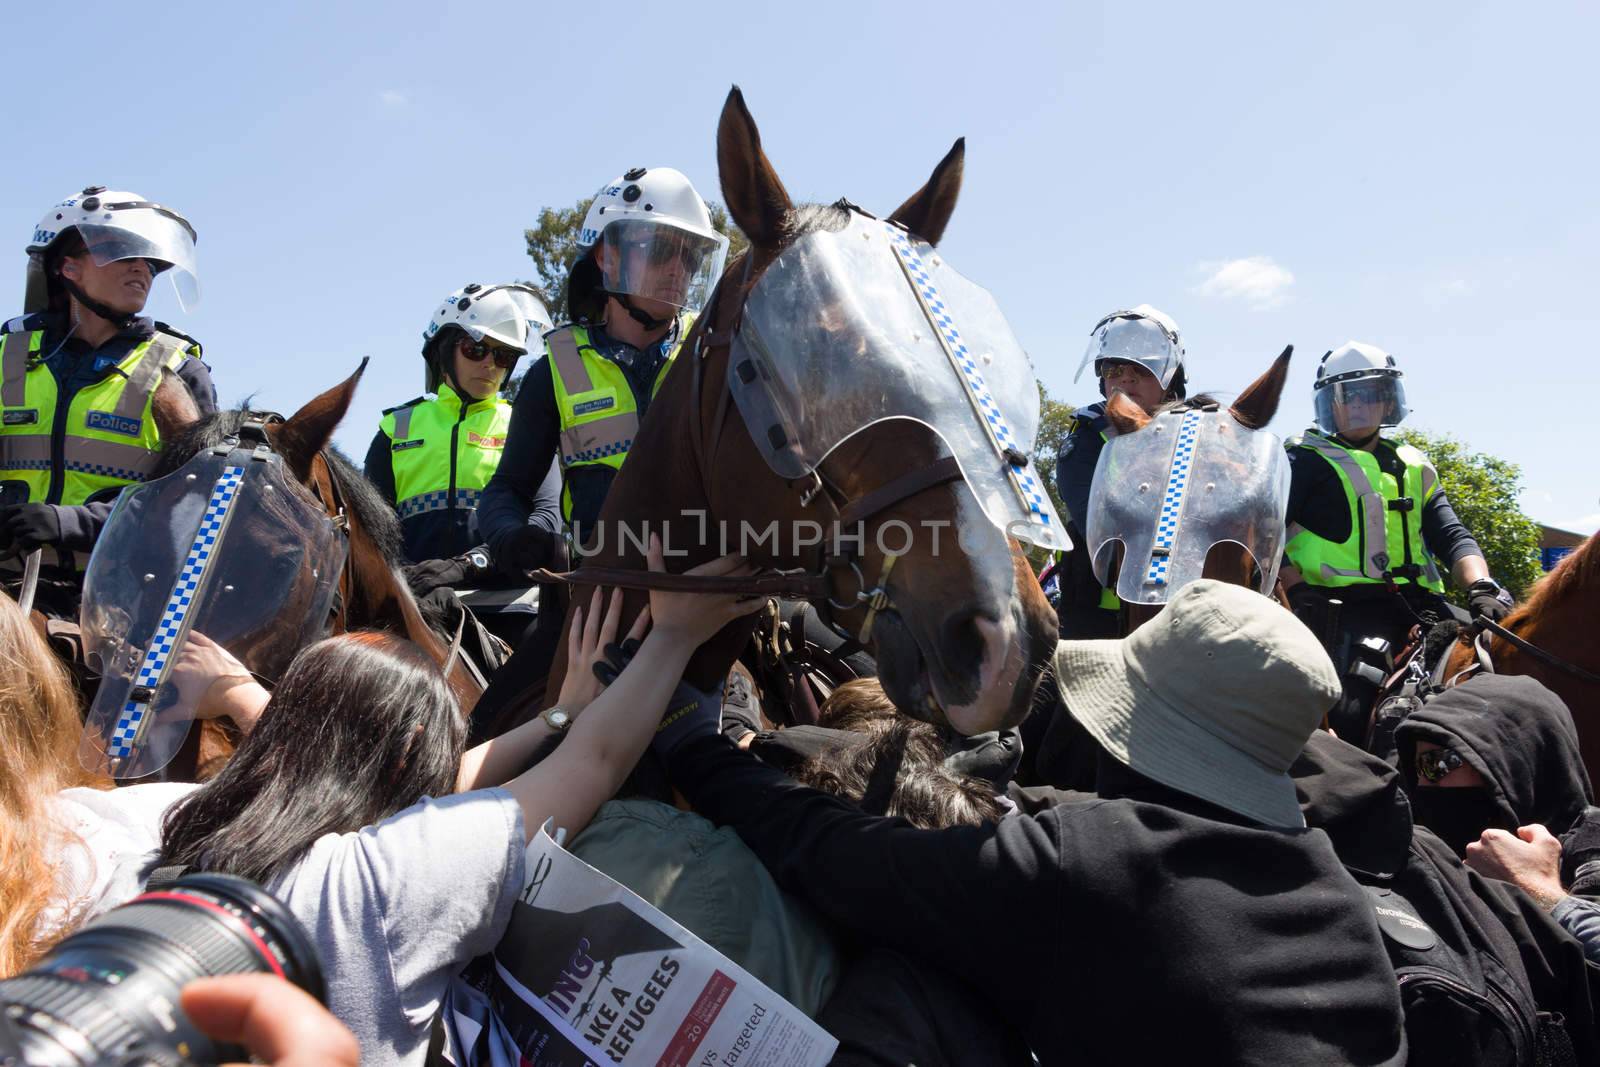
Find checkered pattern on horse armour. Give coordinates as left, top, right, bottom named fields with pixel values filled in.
left=885, top=224, right=1057, bottom=538
left=1144, top=410, right=1203, bottom=586
left=107, top=465, right=245, bottom=760
left=398, top=487, right=483, bottom=519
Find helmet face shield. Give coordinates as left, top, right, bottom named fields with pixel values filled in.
left=75, top=210, right=199, bottom=311
left=599, top=219, right=728, bottom=313
left=1314, top=372, right=1408, bottom=437
left=1073, top=309, right=1183, bottom=390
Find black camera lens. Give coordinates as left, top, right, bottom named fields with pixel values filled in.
left=0, top=873, right=324, bottom=1066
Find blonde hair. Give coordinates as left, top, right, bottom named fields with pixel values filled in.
left=0, top=596, right=101, bottom=975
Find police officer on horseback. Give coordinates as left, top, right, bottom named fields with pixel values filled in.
left=365, top=283, right=556, bottom=594
left=1282, top=341, right=1514, bottom=737
left=0, top=187, right=216, bottom=618
left=1054, top=305, right=1187, bottom=637
left=476, top=167, right=728, bottom=568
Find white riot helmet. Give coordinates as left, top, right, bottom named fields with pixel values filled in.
left=1073, top=304, right=1186, bottom=396
left=577, top=167, right=728, bottom=318
left=1313, top=341, right=1408, bottom=438
left=422, top=283, right=553, bottom=392
left=25, top=187, right=199, bottom=315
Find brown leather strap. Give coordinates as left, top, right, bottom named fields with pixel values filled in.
left=838, top=455, right=964, bottom=526
left=529, top=565, right=829, bottom=601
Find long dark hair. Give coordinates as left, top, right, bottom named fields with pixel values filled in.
left=158, top=632, right=465, bottom=884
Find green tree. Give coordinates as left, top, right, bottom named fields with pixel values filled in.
left=1025, top=381, right=1076, bottom=566
left=1391, top=428, right=1542, bottom=603
left=522, top=198, right=749, bottom=315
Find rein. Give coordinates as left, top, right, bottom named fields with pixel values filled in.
left=1475, top=616, right=1600, bottom=686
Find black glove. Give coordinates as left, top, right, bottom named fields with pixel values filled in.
left=1286, top=582, right=1322, bottom=617
left=1561, top=806, right=1600, bottom=892
left=495, top=526, right=558, bottom=578
left=593, top=639, right=724, bottom=760
left=0, top=503, right=61, bottom=553
left=1467, top=578, right=1514, bottom=623
left=403, top=548, right=492, bottom=597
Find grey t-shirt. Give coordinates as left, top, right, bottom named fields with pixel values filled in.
left=266, top=788, right=526, bottom=1067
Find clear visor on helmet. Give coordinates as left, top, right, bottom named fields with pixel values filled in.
left=75, top=207, right=199, bottom=310
left=1073, top=315, right=1181, bottom=389
left=599, top=218, right=729, bottom=314
left=505, top=286, right=555, bottom=338
left=1313, top=372, right=1408, bottom=437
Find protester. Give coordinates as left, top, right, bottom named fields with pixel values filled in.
left=1282, top=342, right=1513, bottom=736
left=1053, top=305, right=1188, bottom=638
left=0, top=593, right=262, bottom=976
left=1467, top=824, right=1600, bottom=967
left=2, top=188, right=217, bottom=618
left=365, top=283, right=559, bottom=596
left=653, top=580, right=1407, bottom=1065
left=145, top=537, right=753, bottom=1066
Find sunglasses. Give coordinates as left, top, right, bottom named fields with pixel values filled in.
left=458, top=338, right=521, bottom=371
left=1416, top=748, right=1468, bottom=783
left=623, top=238, right=707, bottom=273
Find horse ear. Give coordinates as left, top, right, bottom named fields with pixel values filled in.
left=717, top=86, right=793, bottom=251
left=275, top=359, right=367, bottom=482
left=1104, top=391, right=1152, bottom=436
left=887, top=138, right=965, bottom=246
left=1229, top=346, right=1293, bottom=431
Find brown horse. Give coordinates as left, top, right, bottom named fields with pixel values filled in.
left=138, top=364, right=482, bottom=776
left=484, top=87, right=1058, bottom=739
left=1091, top=348, right=1294, bottom=631
left=1441, top=531, right=1600, bottom=774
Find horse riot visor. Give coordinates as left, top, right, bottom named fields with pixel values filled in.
left=725, top=209, right=1068, bottom=551
left=1086, top=408, right=1290, bottom=604
left=77, top=443, right=347, bottom=778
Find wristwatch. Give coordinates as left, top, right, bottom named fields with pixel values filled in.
left=540, top=705, right=574, bottom=732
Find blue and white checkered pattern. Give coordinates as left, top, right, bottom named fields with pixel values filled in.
left=106, top=465, right=245, bottom=760
left=886, top=225, right=1056, bottom=538
left=569, top=439, right=633, bottom=465
left=1144, top=410, right=1203, bottom=586
left=398, top=487, right=484, bottom=519
left=65, top=459, right=146, bottom=482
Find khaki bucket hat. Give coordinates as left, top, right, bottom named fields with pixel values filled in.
left=1055, top=580, right=1340, bottom=829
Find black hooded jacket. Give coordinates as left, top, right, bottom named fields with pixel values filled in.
left=1395, top=675, right=1596, bottom=873
left=1294, top=730, right=1600, bottom=1064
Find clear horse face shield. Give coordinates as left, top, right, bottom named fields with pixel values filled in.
left=1087, top=409, right=1290, bottom=604
left=78, top=446, right=347, bottom=778
left=726, top=210, right=1068, bottom=550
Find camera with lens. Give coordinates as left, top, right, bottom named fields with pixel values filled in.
left=0, top=873, right=324, bottom=1066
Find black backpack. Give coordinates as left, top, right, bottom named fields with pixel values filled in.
left=1353, top=831, right=1575, bottom=1066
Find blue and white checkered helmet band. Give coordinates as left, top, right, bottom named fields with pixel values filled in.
left=106, top=465, right=245, bottom=760
left=885, top=224, right=1057, bottom=542
left=1143, top=410, right=1203, bottom=586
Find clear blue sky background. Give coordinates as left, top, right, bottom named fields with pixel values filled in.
left=10, top=0, right=1596, bottom=531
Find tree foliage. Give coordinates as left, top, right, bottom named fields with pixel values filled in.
left=1033, top=380, right=1075, bottom=524
left=1391, top=428, right=1543, bottom=602
left=522, top=198, right=749, bottom=318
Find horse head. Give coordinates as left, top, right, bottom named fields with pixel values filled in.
left=579, top=87, right=1058, bottom=736
left=1092, top=347, right=1294, bottom=631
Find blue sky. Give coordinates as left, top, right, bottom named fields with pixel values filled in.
left=10, top=0, right=1596, bottom=531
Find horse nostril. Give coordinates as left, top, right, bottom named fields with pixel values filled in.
left=937, top=610, right=991, bottom=682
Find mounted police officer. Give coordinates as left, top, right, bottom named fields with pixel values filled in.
left=364, top=283, right=556, bottom=597
left=1282, top=341, right=1514, bottom=738
left=1053, top=305, right=1187, bottom=637
left=477, top=166, right=728, bottom=571
left=0, top=187, right=216, bottom=618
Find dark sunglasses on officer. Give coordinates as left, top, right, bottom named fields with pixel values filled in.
left=457, top=336, right=523, bottom=371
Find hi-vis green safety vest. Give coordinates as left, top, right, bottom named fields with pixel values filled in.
left=379, top=381, right=511, bottom=520
left=547, top=317, right=690, bottom=523
left=0, top=325, right=193, bottom=567
left=1284, top=430, right=1446, bottom=593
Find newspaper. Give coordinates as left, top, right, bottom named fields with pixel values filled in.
left=443, top=824, right=838, bottom=1067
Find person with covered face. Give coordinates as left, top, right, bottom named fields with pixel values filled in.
left=1394, top=674, right=1600, bottom=956
left=0, top=188, right=217, bottom=618
left=1053, top=305, right=1187, bottom=638
left=1282, top=342, right=1511, bottom=738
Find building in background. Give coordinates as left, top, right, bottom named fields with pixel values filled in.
left=1539, top=524, right=1587, bottom=571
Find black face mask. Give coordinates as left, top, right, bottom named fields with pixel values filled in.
left=1409, top=786, right=1510, bottom=857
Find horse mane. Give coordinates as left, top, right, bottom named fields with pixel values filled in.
left=1508, top=531, right=1599, bottom=628
left=153, top=407, right=403, bottom=566
left=1156, top=393, right=1226, bottom=416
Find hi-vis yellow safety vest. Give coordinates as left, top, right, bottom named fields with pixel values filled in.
left=546, top=317, right=690, bottom=523
left=0, top=324, right=195, bottom=567
left=1284, top=430, right=1446, bottom=593
left=380, top=381, right=512, bottom=521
